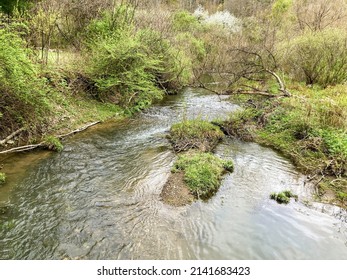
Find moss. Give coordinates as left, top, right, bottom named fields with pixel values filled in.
left=43, top=136, right=63, bottom=152
left=0, top=172, right=6, bottom=184
left=270, top=190, right=298, bottom=204
left=173, top=152, right=233, bottom=199
left=169, top=119, right=224, bottom=152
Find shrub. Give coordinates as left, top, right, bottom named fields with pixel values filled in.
left=193, top=6, right=241, bottom=33
left=137, top=29, right=192, bottom=91
left=172, top=10, right=200, bottom=32
left=86, top=22, right=163, bottom=110
left=0, top=0, right=32, bottom=15
left=282, top=29, right=347, bottom=87
left=0, top=29, right=50, bottom=134
left=85, top=10, right=196, bottom=111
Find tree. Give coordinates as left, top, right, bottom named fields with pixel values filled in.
left=0, top=0, right=33, bottom=16
left=294, top=0, right=347, bottom=32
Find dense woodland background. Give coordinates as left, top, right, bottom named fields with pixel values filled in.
left=0, top=0, right=346, bottom=204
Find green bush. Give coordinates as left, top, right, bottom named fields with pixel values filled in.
left=0, top=29, right=50, bottom=130
left=173, top=152, right=233, bottom=199
left=85, top=10, right=195, bottom=112
left=172, top=11, right=200, bottom=32
left=283, top=29, right=347, bottom=87
left=0, top=0, right=33, bottom=15
left=0, top=29, right=40, bottom=101
left=136, top=29, right=191, bottom=91
left=86, top=26, right=163, bottom=109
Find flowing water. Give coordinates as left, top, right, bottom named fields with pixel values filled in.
left=0, top=88, right=346, bottom=259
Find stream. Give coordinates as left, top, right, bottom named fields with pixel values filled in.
left=0, top=88, right=346, bottom=259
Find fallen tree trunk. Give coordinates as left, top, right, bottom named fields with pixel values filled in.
left=0, top=143, right=45, bottom=154
left=56, top=121, right=100, bottom=139
left=0, top=121, right=101, bottom=155
left=0, top=127, right=25, bottom=146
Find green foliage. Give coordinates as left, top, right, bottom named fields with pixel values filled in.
left=0, top=0, right=32, bottom=15
left=270, top=190, right=297, bottom=204
left=223, top=160, right=234, bottom=172
left=337, top=192, right=347, bottom=203
left=85, top=6, right=134, bottom=41
left=175, top=32, right=207, bottom=65
left=86, top=23, right=163, bottom=110
left=0, top=29, right=36, bottom=96
left=318, top=129, right=347, bottom=158
left=225, top=83, right=346, bottom=203
left=172, top=10, right=200, bottom=32
left=173, top=152, right=233, bottom=199
left=44, top=136, right=63, bottom=152
left=0, top=29, right=50, bottom=129
left=169, top=119, right=224, bottom=152
left=85, top=10, right=195, bottom=111
left=0, top=172, right=6, bottom=184
left=136, top=28, right=192, bottom=91
left=271, top=0, right=293, bottom=18
left=283, top=29, right=347, bottom=87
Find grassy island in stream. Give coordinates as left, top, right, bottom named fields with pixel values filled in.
left=162, top=119, right=233, bottom=206
left=173, top=152, right=233, bottom=198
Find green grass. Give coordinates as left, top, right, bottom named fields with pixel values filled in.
left=270, top=190, right=298, bottom=204
left=43, top=136, right=64, bottom=152
left=172, top=152, right=233, bottom=199
left=0, top=172, right=6, bottom=184
left=169, top=119, right=224, bottom=152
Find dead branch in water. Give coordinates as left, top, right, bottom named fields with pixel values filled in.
left=56, top=121, right=100, bottom=139
left=0, top=143, right=47, bottom=154
left=0, top=121, right=101, bottom=155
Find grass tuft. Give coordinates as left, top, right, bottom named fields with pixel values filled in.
left=0, top=172, right=6, bottom=184
left=270, top=190, right=298, bottom=204
left=169, top=119, right=224, bottom=152
left=43, top=136, right=64, bottom=152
